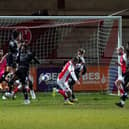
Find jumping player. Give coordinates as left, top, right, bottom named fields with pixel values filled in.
left=5, top=30, right=22, bottom=94
left=7, top=43, right=40, bottom=104
left=6, top=30, right=21, bottom=72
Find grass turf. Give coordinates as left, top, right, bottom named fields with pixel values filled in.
left=0, top=92, right=129, bottom=129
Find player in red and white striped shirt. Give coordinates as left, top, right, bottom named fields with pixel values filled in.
left=115, top=46, right=128, bottom=107
left=115, top=46, right=127, bottom=96
left=54, top=57, right=80, bottom=105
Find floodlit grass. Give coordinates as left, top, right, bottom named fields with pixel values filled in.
left=0, top=92, right=129, bottom=129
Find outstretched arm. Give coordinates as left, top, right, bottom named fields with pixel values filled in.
left=0, top=53, right=8, bottom=63
left=31, top=52, right=40, bottom=64
left=33, top=56, right=40, bottom=64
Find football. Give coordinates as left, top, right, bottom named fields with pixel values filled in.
left=41, top=74, right=50, bottom=82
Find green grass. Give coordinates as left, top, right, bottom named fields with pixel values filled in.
left=0, top=92, right=129, bottom=129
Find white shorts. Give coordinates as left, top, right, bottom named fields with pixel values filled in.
left=57, top=78, right=72, bottom=93
left=117, top=75, right=124, bottom=83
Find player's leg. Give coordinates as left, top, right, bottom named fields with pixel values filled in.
left=115, top=76, right=127, bottom=108
left=69, top=78, right=78, bottom=102
left=56, top=79, right=68, bottom=100
left=20, top=69, right=30, bottom=104
left=23, top=86, right=30, bottom=104
left=1, top=71, right=15, bottom=99
left=63, top=82, right=74, bottom=105
left=118, top=75, right=129, bottom=107
left=123, top=72, right=129, bottom=97
left=115, top=76, right=125, bottom=96
left=1, top=79, right=9, bottom=100
left=11, top=79, right=22, bottom=98
left=68, top=71, right=79, bottom=102
left=29, top=79, right=36, bottom=99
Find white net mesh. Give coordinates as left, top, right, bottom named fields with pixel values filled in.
left=0, top=16, right=121, bottom=93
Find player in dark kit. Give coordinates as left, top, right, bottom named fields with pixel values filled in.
left=6, top=30, right=21, bottom=71
left=8, top=43, right=40, bottom=104
left=1, top=30, right=21, bottom=99
left=68, top=48, right=87, bottom=102
left=3, top=30, right=22, bottom=95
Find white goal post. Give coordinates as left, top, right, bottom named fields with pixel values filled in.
left=0, top=16, right=122, bottom=93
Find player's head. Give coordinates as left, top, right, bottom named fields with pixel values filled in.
left=71, top=57, right=79, bottom=65
left=77, top=48, right=85, bottom=57
left=117, top=46, right=124, bottom=55
left=11, top=29, right=22, bottom=41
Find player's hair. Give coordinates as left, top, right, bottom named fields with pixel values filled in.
left=77, top=48, right=85, bottom=55
left=72, top=57, right=79, bottom=64
left=117, top=46, right=124, bottom=51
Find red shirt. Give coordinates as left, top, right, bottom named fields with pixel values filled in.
left=58, top=60, right=77, bottom=82
left=0, top=57, right=7, bottom=78
left=120, top=53, right=126, bottom=74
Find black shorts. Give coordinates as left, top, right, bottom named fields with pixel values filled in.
left=6, top=53, right=17, bottom=68
left=15, top=68, right=29, bottom=85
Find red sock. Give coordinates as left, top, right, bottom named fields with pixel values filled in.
left=119, top=86, right=125, bottom=96
left=58, top=89, right=67, bottom=99
left=13, top=87, right=19, bottom=94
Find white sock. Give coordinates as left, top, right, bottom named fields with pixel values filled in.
left=120, top=100, right=125, bottom=105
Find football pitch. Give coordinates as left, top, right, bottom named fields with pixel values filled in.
left=0, top=92, right=129, bottom=129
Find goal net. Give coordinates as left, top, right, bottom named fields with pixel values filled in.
left=0, top=16, right=122, bottom=93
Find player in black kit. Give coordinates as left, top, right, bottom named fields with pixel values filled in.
left=1, top=30, right=22, bottom=99
left=6, top=30, right=21, bottom=72
left=68, top=48, right=87, bottom=102
left=8, top=43, right=40, bottom=104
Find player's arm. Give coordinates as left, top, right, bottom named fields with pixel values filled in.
left=31, top=52, right=40, bottom=64
left=33, top=57, right=40, bottom=64
left=80, top=56, right=85, bottom=64
left=115, top=62, right=121, bottom=66
left=69, top=65, right=80, bottom=85
left=0, top=53, right=8, bottom=63
left=79, top=64, right=87, bottom=76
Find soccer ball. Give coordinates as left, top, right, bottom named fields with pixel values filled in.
left=41, top=74, right=50, bottom=82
